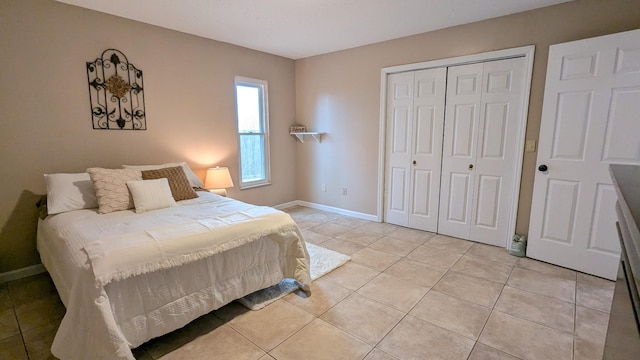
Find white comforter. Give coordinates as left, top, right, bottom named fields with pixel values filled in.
left=37, top=192, right=310, bottom=360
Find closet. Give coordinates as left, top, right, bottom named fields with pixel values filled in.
left=385, top=67, right=446, bottom=232
left=384, top=56, right=526, bottom=247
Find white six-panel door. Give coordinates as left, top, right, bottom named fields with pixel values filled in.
left=439, top=58, right=525, bottom=246
left=385, top=68, right=447, bottom=231
left=527, top=29, right=640, bottom=280
left=437, top=63, right=483, bottom=239
left=471, top=58, right=526, bottom=245
left=385, top=71, right=414, bottom=227
left=409, top=69, right=447, bottom=230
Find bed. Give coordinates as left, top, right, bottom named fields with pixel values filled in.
left=36, top=164, right=311, bottom=360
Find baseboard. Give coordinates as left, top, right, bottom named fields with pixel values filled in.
left=273, top=200, right=299, bottom=210
left=0, top=264, right=46, bottom=284
left=276, top=200, right=379, bottom=222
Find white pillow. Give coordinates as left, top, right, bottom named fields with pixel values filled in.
left=126, top=178, right=176, bottom=213
left=44, top=173, right=98, bottom=215
left=122, top=162, right=204, bottom=188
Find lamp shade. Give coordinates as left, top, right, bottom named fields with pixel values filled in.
left=205, top=167, right=234, bottom=189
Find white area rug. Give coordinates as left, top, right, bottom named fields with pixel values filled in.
left=238, top=243, right=350, bottom=310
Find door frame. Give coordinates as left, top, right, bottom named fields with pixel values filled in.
left=377, top=45, right=535, bottom=248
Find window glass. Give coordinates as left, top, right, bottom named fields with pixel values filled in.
left=236, top=85, right=261, bottom=133
left=235, top=77, right=270, bottom=188
left=239, top=134, right=265, bottom=182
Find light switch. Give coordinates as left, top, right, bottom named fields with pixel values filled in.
left=526, top=140, right=536, bottom=152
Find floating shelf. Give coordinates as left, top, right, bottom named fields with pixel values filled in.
left=290, top=132, right=324, bottom=143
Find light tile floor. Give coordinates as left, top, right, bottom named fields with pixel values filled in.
left=0, top=206, right=615, bottom=360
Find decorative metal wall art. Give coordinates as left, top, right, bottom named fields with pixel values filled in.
left=86, top=49, right=146, bottom=130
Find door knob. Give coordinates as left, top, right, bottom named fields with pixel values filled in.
left=468, top=164, right=474, bottom=170
left=538, top=164, right=548, bottom=172
left=413, top=160, right=416, bottom=166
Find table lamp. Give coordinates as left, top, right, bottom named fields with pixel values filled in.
left=205, top=166, right=234, bottom=196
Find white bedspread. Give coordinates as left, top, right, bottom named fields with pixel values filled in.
left=37, top=192, right=310, bottom=360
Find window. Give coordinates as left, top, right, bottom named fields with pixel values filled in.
left=234, top=76, right=270, bottom=188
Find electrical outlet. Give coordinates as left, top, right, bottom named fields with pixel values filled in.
left=322, top=184, right=327, bottom=192
left=342, top=188, right=348, bottom=196
left=526, top=140, right=537, bottom=152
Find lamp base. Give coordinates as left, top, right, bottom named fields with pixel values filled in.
left=208, top=188, right=227, bottom=197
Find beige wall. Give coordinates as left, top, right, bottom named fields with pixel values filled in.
left=0, top=0, right=298, bottom=272
left=295, top=0, right=640, bottom=233
left=3, top=0, right=639, bottom=274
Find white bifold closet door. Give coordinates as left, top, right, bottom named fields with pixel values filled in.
left=438, top=57, right=525, bottom=246
left=385, top=68, right=447, bottom=232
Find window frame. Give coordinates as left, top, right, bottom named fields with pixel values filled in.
left=234, top=76, right=271, bottom=189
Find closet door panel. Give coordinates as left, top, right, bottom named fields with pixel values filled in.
left=438, top=63, right=483, bottom=239
left=391, top=108, right=410, bottom=153
left=440, top=58, right=525, bottom=245
left=411, top=169, right=431, bottom=218
left=384, top=72, right=414, bottom=226
left=471, top=57, right=525, bottom=246
left=480, top=102, right=508, bottom=158
left=451, top=104, right=476, bottom=157
left=410, top=108, right=434, bottom=219
left=389, top=167, right=408, bottom=212
left=474, top=174, right=501, bottom=228
left=414, top=106, right=435, bottom=154
left=446, top=172, right=471, bottom=221
left=408, top=68, right=447, bottom=231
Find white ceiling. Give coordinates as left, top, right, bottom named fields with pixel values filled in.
left=56, top=0, right=571, bottom=59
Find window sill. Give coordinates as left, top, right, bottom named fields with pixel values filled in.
left=239, top=182, right=271, bottom=190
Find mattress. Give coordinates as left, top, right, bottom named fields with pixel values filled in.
left=37, top=192, right=310, bottom=360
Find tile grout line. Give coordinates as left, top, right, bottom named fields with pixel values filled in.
left=572, top=271, right=578, bottom=360
left=305, top=218, right=427, bottom=358
left=332, top=224, right=463, bottom=357
left=5, top=282, right=31, bottom=360
left=238, top=214, right=389, bottom=359
left=475, top=259, right=522, bottom=360
left=320, top=221, right=515, bottom=358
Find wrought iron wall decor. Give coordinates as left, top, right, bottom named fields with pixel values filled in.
left=86, top=49, right=146, bottom=130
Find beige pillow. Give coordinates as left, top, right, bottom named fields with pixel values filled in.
left=141, top=166, right=198, bottom=201
left=87, top=168, right=142, bottom=214
left=126, top=178, right=176, bottom=213
left=122, top=162, right=204, bottom=187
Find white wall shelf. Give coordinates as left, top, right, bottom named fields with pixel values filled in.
left=290, top=132, right=324, bottom=143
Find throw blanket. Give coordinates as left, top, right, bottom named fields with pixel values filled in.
left=84, top=207, right=303, bottom=286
